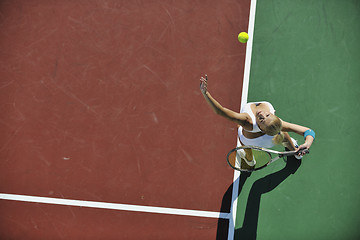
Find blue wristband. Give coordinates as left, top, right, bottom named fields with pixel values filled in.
left=304, top=129, right=315, bottom=140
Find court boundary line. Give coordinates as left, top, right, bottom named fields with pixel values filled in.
left=0, top=193, right=230, bottom=219
left=227, top=0, right=257, bottom=239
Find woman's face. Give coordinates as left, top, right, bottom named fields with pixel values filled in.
left=256, top=110, right=276, bottom=132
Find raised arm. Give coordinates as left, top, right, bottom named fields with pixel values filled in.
left=200, top=75, right=250, bottom=128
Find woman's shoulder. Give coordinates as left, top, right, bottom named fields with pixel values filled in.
left=256, top=101, right=274, bottom=106
left=246, top=101, right=274, bottom=107
left=258, top=101, right=275, bottom=113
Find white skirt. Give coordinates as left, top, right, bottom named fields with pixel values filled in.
left=238, top=127, right=275, bottom=148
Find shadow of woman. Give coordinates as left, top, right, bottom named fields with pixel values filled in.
left=234, top=155, right=302, bottom=240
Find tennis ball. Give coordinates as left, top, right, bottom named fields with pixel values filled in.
left=238, top=32, right=249, bottom=43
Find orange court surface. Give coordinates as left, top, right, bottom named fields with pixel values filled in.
left=0, top=0, right=251, bottom=239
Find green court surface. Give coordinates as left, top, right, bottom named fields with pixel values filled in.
left=235, top=0, right=360, bottom=239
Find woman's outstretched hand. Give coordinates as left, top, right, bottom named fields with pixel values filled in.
left=200, top=75, right=208, bottom=95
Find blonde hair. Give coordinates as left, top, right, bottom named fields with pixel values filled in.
left=263, top=115, right=284, bottom=145
left=272, top=132, right=285, bottom=145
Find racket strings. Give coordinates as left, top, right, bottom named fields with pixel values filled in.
left=235, top=148, right=271, bottom=170
left=227, top=149, right=257, bottom=170
left=227, top=146, right=302, bottom=172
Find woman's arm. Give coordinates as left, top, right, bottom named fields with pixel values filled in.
left=281, top=120, right=315, bottom=154
left=200, top=75, right=250, bottom=128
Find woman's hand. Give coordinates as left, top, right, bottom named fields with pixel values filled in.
left=200, top=75, right=208, bottom=95
left=296, top=142, right=311, bottom=156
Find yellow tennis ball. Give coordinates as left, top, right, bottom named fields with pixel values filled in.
left=238, top=32, right=249, bottom=43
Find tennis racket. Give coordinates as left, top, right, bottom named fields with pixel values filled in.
left=226, top=146, right=309, bottom=172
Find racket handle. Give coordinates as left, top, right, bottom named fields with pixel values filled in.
left=294, top=149, right=309, bottom=159
left=300, top=149, right=310, bottom=154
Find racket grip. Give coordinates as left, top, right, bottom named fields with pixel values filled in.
left=295, top=149, right=309, bottom=159
left=301, top=149, right=310, bottom=154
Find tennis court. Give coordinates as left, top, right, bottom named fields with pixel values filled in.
left=1, top=0, right=359, bottom=239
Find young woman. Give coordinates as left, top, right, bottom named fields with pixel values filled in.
left=200, top=75, right=315, bottom=167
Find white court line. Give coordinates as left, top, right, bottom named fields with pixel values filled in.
left=227, top=0, right=257, bottom=239
left=0, top=193, right=230, bottom=219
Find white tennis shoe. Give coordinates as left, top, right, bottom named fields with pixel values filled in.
left=236, top=148, right=256, bottom=167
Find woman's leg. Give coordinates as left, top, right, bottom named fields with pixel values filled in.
left=239, top=139, right=255, bottom=166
